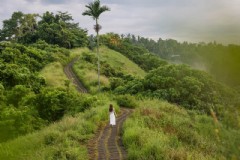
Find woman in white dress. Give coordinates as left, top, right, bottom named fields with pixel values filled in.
left=109, top=104, right=116, bottom=126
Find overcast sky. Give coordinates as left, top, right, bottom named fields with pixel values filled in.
left=0, top=0, right=240, bottom=44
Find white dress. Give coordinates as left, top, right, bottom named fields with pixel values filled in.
left=110, top=110, right=116, bottom=125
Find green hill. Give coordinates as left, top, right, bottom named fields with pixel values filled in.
left=72, top=46, right=146, bottom=93
left=0, top=43, right=240, bottom=159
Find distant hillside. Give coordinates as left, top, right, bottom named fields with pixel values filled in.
left=124, top=34, right=240, bottom=88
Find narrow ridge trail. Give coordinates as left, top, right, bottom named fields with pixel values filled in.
left=88, top=108, right=132, bottom=160
left=64, top=57, right=88, bottom=93
left=64, top=57, right=132, bottom=160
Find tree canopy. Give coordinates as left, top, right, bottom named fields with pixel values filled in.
left=0, top=11, right=88, bottom=48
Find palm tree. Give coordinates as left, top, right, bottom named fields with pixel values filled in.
left=82, top=0, right=110, bottom=92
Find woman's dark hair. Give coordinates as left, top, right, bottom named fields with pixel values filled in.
left=109, top=104, right=113, bottom=112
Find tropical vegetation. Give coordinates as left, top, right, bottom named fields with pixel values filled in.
left=0, top=4, right=240, bottom=159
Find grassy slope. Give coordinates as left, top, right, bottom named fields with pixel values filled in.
left=99, top=46, right=146, bottom=78
left=72, top=46, right=146, bottom=93
left=123, top=99, right=240, bottom=159
left=40, top=47, right=90, bottom=90
left=40, top=62, right=68, bottom=88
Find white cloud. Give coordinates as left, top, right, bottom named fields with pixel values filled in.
left=0, top=0, right=240, bottom=44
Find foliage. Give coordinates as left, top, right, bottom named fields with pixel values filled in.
left=115, top=94, right=137, bottom=108
left=38, top=11, right=88, bottom=48
left=0, top=85, right=46, bottom=142
left=111, top=62, right=238, bottom=116
left=0, top=11, right=38, bottom=43
left=0, top=12, right=25, bottom=41
left=35, top=87, right=100, bottom=122
left=143, top=64, right=237, bottom=114
left=0, top=11, right=88, bottom=48
left=0, top=105, right=45, bottom=142
left=0, top=41, right=75, bottom=142
left=35, top=88, right=71, bottom=122
left=82, top=0, right=110, bottom=21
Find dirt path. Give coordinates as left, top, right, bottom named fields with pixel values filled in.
left=88, top=108, right=132, bottom=160
left=64, top=57, right=88, bottom=93
left=64, top=57, right=131, bottom=160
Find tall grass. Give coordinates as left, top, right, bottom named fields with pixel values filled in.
left=0, top=94, right=120, bottom=160
left=99, top=46, right=146, bottom=78
left=122, top=99, right=240, bottom=159
left=40, top=62, right=69, bottom=88
left=40, top=48, right=91, bottom=90
left=69, top=47, right=90, bottom=60
left=73, top=62, right=110, bottom=93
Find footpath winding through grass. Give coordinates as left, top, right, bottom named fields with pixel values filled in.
left=64, top=57, right=88, bottom=93
left=0, top=95, right=117, bottom=160
left=88, top=108, right=132, bottom=160
left=64, top=53, right=132, bottom=160
left=0, top=50, right=124, bottom=159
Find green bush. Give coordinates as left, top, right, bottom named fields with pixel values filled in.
left=109, top=77, right=124, bottom=90
left=100, top=62, right=117, bottom=77
left=0, top=106, right=46, bottom=142
left=115, top=94, right=137, bottom=108
left=81, top=51, right=97, bottom=64
left=114, top=63, right=238, bottom=115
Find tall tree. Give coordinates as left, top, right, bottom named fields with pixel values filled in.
left=0, top=11, right=24, bottom=41
left=38, top=11, right=87, bottom=48
left=82, top=0, right=110, bottom=92
left=17, top=13, right=39, bottom=44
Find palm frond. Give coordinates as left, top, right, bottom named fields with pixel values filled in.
left=82, top=10, right=92, bottom=17
left=98, top=5, right=110, bottom=15
left=82, top=0, right=110, bottom=20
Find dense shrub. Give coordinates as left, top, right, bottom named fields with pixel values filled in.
left=143, top=64, right=237, bottom=113
left=112, top=63, right=237, bottom=115
left=35, top=88, right=86, bottom=122
left=0, top=105, right=46, bottom=142
left=81, top=51, right=97, bottom=64
left=115, top=94, right=137, bottom=108
left=0, top=41, right=80, bottom=142
left=109, top=77, right=124, bottom=90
